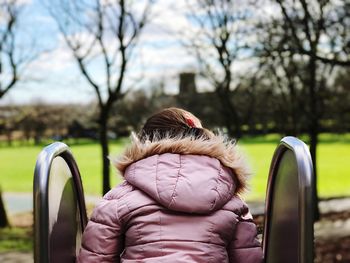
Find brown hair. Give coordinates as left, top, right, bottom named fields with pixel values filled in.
left=139, top=107, right=213, bottom=142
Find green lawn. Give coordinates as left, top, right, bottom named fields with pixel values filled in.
left=241, top=133, right=350, bottom=200
left=0, top=139, right=128, bottom=196
left=0, top=134, right=349, bottom=201
left=0, top=227, right=32, bottom=252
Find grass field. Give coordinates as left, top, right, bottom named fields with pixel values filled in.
left=0, top=138, right=128, bottom=196
left=240, top=134, right=350, bottom=200
left=0, top=227, right=32, bottom=252
left=0, top=134, right=349, bottom=201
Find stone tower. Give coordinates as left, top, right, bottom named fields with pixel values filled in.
left=179, top=72, right=197, bottom=96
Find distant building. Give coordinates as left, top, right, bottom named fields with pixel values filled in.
left=176, top=72, right=222, bottom=129
left=179, top=72, right=197, bottom=96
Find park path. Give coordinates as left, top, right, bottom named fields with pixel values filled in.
left=5, top=191, right=350, bottom=216
left=0, top=252, right=33, bottom=263
left=3, top=192, right=101, bottom=215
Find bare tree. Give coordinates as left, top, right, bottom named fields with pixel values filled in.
left=0, top=188, right=9, bottom=228
left=0, top=0, right=17, bottom=98
left=181, top=0, right=258, bottom=138
left=0, top=0, right=37, bottom=228
left=46, top=0, right=153, bottom=194
left=266, top=0, right=350, bottom=219
left=330, top=69, right=350, bottom=132
left=258, top=17, right=313, bottom=136
left=277, top=0, right=350, bottom=67
left=0, top=0, right=26, bottom=99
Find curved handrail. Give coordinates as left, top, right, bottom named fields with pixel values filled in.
left=263, top=136, right=314, bottom=263
left=33, top=142, right=87, bottom=263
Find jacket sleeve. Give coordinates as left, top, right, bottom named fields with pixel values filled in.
left=77, top=198, right=124, bottom=263
left=228, top=210, right=263, bottom=263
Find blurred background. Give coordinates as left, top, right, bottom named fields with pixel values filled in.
left=0, top=0, right=349, bottom=262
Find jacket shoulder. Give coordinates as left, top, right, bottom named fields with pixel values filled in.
left=104, top=180, right=134, bottom=200
left=88, top=181, right=133, bottom=225
left=222, top=195, right=250, bottom=217
left=101, top=181, right=158, bottom=223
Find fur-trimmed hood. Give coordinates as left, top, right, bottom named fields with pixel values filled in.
left=113, top=133, right=251, bottom=194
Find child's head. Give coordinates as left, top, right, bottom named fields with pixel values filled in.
left=139, top=107, right=213, bottom=142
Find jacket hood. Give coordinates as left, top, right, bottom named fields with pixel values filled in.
left=112, top=133, right=251, bottom=213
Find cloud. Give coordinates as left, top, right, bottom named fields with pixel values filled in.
left=4, top=0, right=264, bottom=105
left=29, top=45, right=73, bottom=73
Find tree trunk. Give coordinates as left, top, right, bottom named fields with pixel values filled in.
left=289, top=84, right=298, bottom=136
left=0, top=190, right=9, bottom=228
left=99, top=113, right=111, bottom=195
left=308, top=55, right=320, bottom=221
left=216, top=89, right=242, bottom=139
left=6, top=131, right=12, bottom=146
left=309, top=129, right=319, bottom=219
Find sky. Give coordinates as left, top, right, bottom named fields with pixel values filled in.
left=0, top=0, right=277, bottom=105
left=0, top=0, right=199, bottom=105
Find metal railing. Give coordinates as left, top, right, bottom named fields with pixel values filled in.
left=263, top=136, right=314, bottom=263
left=33, top=137, right=314, bottom=262
left=33, top=142, right=87, bottom=263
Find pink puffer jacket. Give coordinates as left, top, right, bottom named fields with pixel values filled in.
left=78, top=135, right=263, bottom=263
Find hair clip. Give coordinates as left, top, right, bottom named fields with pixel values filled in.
left=186, top=117, right=196, bottom=128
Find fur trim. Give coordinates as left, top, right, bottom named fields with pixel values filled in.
left=112, top=132, right=251, bottom=194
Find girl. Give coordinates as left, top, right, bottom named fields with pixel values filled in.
left=78, top=107, right=263, bottom=263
